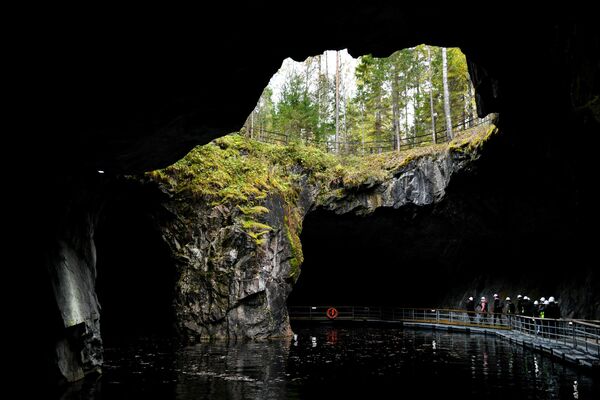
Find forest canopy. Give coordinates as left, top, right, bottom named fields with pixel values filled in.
left=243, top=45, right=479, bottom=155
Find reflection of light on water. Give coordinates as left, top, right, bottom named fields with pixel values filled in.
left=573, top=380, right=579, bottom=399
left=432, top=340, right=436, bottom=350
left=534, top=356, right=539, bottom=377
left=483, top=352, right=488, bottom=376
left=311, top=336, right=317, bottom=348
left=326, top=329, right=338, bottom=345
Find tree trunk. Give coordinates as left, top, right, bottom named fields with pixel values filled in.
left=361, top=105, right=365, bottom=155
left=467, top=80, right=477, bottom=127
left=427, top=46, right=436, bottom=144
left=392, top=64, right=401, bottom=152
left=317, top=54, right=322, bottom=128
left=335, top=50, right=340, bottom=153
left=442, top=47, right=453, bottom=139
left=404, top=78, right=409, bottom=141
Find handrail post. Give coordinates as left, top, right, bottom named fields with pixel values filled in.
left=436, top=309, right=440, bottom=323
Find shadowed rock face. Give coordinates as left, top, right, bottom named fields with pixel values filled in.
left=164, top=196, right=296, bottom=341
left=15, top=7, right=598, bottom=386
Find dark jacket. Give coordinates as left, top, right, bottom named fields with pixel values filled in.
left=493, top=298, right=502, bottom=314
left=466, top=299, right=475, bottom=312
left=546, top=302, right=560, bottom=319
left=516, top=299, right=523, bottom=315
left=506, top=302, right=515, bottom=314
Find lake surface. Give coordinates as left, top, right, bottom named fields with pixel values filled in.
left=64, top=325, right=598, bottom=399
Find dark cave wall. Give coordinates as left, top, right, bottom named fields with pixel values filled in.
left=12, top=6, right=598, bottom=386
left=34, top=176, right=105, bottom=384
left=29, top=176, right=176, bottom=384
left=95, top=180, right=176, bottom=344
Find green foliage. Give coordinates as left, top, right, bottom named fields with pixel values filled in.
left=242, top=46, right=475, bottom=154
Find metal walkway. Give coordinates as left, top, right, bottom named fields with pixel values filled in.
left=288, top=306, right=600, bottom=369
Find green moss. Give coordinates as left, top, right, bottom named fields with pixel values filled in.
left=448, top=124, right=498, bottom=154
left=284, top=207, right=303, bottom=281
left=238, top=205, right=270, bottom=216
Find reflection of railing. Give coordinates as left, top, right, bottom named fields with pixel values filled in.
left=242, top=115, right=495, bottom=155
left=288, top=306, right=600, bottom=359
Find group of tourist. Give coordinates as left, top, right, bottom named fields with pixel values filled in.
left=464, top=293, right=561, bottom=322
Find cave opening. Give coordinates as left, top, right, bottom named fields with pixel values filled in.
left=287, top=206, right=459, bottom=308
left=95, top=183, right=175, bottom=345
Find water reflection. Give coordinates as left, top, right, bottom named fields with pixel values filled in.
left=62, top=326, right=598, bottom=399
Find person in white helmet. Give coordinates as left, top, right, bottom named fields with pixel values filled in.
left=545, top=296, right=560, bottom=338
left=478, top=297, right=488, bottom=323
left=505, top=297, right=515, bottom=315
left=465, top=296, right=475, bottom=323
left=546, top=297, right=560, bottom=319
left=516, top=294, right=524, bottom=316
left=533, top=300, right=541, bottom=334
left=523, top=296, right=534, bottom=316
left=492, top=293, right=503, bottom=325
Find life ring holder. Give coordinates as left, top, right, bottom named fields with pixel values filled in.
left=326, top=307, right=339, bottom=320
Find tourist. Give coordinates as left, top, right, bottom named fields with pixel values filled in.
left=515, top=294, right=523, bottom=315
left=478, top=296, right=488, bottom=323
left=493, top=293, right=503, bottom=325
left=505, top=297, right=515, bottom=315
left=465, top=296, right=475, bottom=323
left=546, top=296, right=560, bottom=338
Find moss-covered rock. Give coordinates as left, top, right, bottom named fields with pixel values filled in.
left=148, top=124, right=497, bottom=340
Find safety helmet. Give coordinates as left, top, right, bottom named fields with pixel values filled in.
left=540, top=297, right=546, bottom=302
left=534, top=300, right=539, bottom=305
left=524, top=296, right=529, bottom=300
left=505, top=297, right=511, bottom=301
left=548, top=296, right=555, bottom=302
left=481, top=296, right=486, bottom=301
left=544, top=300, right=550, bottom=305
left=517, top=294, right=523, bottom=299
left=468, top=296, right=473, bottom=301
left=493, top=293, right=499, bottom=298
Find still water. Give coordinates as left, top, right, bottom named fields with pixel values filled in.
left=68, top=326, right=598, bottom=399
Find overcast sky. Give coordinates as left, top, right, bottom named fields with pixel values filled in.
left=266, top=49, right=359, bottom=104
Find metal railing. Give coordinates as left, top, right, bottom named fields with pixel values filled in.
left=509, top=315, right=600, bottom=357
left=288, top=306, right=600, bottom=358
left=289, top=306, right=511, bottom=329
left=242, top=115, right=496, bottom=156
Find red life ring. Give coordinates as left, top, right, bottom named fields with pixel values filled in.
left=326, top=307, right=339, bottom=319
